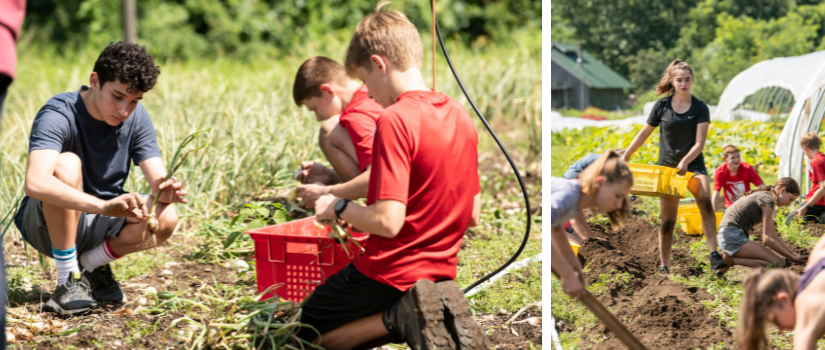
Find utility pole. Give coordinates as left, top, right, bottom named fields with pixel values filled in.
left=122, top=0, right=138, bottom=43
left=577, top=42, right=585, bottom=110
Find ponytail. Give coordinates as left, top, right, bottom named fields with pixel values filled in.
left=655, top=59, right=694, bottom=96
left=739, top=268, right=799, bottom=350
left=578, top=150, right=634, bottom=227
left=743, top=177, right=800, bottom=204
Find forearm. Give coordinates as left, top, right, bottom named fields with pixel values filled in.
left=764, top=226, right=798, bottom=258
left=712, top=192, right=723, bottom=212
left=570, top=213, right=595, bottom=239
left=794, top=329, right=819, bottom=350
left=25, top=175, right=104, bottom=214
left=623, top=129, right=652, bottom=161
left=552, top=227, right=583, bottom=272
left=338, top=201, right=402, bottom=239
left=328, top=169, right=370, bottom=200
left=806, top=188, right=825, bottom=207
left=551, top=243, right=578, bottom=280
left=681, top=141, right=706, bottom=165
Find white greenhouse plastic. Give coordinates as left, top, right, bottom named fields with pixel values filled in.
left=715, top=50, right=825, bottom=189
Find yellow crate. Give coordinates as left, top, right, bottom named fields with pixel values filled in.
left=627, top=163, right=693, bottom=198
left=678, top=211, right=724, bottom=235
left=569, top=240, right=580, bottom=255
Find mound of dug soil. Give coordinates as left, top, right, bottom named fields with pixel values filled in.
left=575, top=215, right=735, bottom=349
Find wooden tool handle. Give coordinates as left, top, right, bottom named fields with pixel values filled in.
left=551, top=267, right=648, bottom=350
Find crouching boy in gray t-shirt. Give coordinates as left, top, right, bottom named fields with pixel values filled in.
left=13, top=42, right=187, bottom=316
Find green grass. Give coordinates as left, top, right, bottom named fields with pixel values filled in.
left=0, top=32, right=542, bottom=349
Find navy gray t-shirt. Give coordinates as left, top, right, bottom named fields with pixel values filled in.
left=647, top=96, right=710, bottom=169
left=25, top=86, right=160, bottom=200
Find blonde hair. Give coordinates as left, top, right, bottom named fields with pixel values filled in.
left=655, top=59, right=694, bottom=96
left=344, top=1, right=423, bottom=77
left=743, top=177, right=800, bottom=205
left=578, top=150, right=634, bottom=227
left=800, top=131, right=821, bottom=150
left=723, top=145, right=740, bottom=158
left=739, top=268, right=799, bottom=350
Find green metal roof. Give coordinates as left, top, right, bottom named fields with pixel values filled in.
left=552, top=43, right=634, bottom=89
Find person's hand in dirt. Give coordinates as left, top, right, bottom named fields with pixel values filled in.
left=296, top=161, right=337, bottom=185
left=296, top=183, right=329, bottom=209
left=314, top=194, right=338, bottom=222
left=796, top=206, right=809, bottom=220
left=156, top=175, right=188, bottom=204
left=103, top=193, right=147, bottom=219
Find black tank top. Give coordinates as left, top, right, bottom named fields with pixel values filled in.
left=798, top=256, right=825, bottom=296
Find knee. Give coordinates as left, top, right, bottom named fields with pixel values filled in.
left=54, top=152, right=82, bottom=188
left=153, top=205, right=179, bottom=244
left=318, top=118, right=340, bottom=148
left=695, top=197, right=713, bottom=214
left=661, top=219, right=677, bottom=234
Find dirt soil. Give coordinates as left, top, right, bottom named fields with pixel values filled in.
left=576, top=214, right=736, bottom=349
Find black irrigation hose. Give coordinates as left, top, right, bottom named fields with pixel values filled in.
left=428, top=5, right=534, bottom=294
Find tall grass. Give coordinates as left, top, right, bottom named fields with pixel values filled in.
left=0, top=30, right=541, bottom=234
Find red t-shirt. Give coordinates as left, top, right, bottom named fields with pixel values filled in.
left=808, top=153, right=825, bottom=206
left=338, top=85, right=383, bottom=172
left=353, top=90, right=480, bottom=292
left=713, top=162, right=764, bottom=207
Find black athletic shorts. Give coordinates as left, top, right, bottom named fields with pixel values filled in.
left=802, top=205, right=825, bottom=223
left=296, top=263, right=405, bottom=341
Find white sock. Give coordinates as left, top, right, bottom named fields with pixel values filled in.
left=52, top=246, right=80, bottom=285
left=79, top=239, right=120, bottom=272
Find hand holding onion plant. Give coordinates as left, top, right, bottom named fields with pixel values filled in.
left=144, top=129, right=211, bottom=245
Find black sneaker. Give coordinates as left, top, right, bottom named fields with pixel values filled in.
left=44, top=272, right=98, bottom=316
left=437, top=280, right=491, bottom=350
left=658, top=266, right=670, bottom=274
left=710, top=251, right=729, bottom=270
left=81, top=264, right=124, bottom=303
left=383, top=279, right=455, bottom=350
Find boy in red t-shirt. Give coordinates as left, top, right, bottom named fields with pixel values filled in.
left=798, top=132, right=825, bottom=223
left=291, top=57, right=384, bottom=206
left=296, top=5, right=488, bottom=350
left=712, top=145, right=764, bottom=211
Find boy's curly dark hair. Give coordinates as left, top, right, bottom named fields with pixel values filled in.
left=93, top=41, right=160, bottom=93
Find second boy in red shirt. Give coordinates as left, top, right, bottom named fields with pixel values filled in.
left=713, top=145, right=764, bottom=211
left=295, top=6, right=489, bottom=350
left=798, top=132, right=825, bottom=223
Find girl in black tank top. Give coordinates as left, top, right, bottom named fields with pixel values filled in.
left=621, top=59, right=723, bottom=274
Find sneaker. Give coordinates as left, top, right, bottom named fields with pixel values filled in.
left=658, top=266, right=670, bottom=274
left=44, top=272, right=98, bottom=316
left=437, top=280, right=491, bottom=350
left=81, top=264, right=124, bottom=303
left=383, top=279, right=455, bottom=350
left=710, top=251, right=729, bottom=270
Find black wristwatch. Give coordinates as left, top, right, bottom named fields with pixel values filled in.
left=334, top=199, right=351, bottom=219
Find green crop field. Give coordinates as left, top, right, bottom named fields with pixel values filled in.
left=0, top=31, right=542, bottom=349
left=551, top=122, right=825, bottom=349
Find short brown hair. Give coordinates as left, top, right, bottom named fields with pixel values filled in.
left=344, top=2, right=423, bottom=77
left=723, top=145, right=740, bottom=158
left=801, top=132, right=821, bottom=150
left=292, top=57, right=350, bottom=105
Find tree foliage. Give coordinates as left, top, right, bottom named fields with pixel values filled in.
left=552, top=0, right=825, bottom=103
left=22, top=0, right=541, bottom=60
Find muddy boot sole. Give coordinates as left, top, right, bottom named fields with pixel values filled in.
left=411, top=280, right=456, bottom=350
left=437, top=280, right=491, bottom=350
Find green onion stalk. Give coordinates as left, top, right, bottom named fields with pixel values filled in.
left=145, top=129, right=211, bottom=244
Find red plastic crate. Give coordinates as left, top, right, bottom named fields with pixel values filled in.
left=244, top=216, right=369, bottom=303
